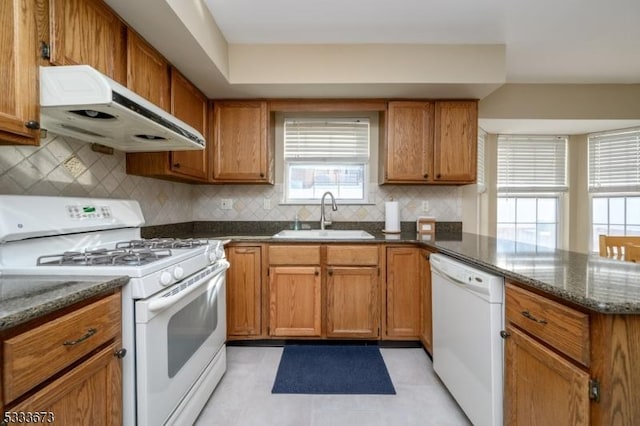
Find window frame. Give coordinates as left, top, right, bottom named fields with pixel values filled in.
left=282, top=115, right=372, bottom=205
left=496, top=134, right=568, bottom=249
left=497, top=193, right=563, bottom=249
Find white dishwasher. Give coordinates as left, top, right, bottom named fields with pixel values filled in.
left=430, top=253, right=504, bottom=426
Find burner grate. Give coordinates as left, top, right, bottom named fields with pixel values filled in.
left=37, top=247, right=173, bottom=267
left=116, top=238, right=210, bottom=250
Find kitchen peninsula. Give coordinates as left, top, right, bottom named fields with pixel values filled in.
left=145, top=222, right=640, bottom=425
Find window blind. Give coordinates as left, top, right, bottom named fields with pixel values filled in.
left=284, top=118, right=369, bottom=160
left=477, top=128, right=486, bottom=193
left=588, top=127, right=640, bottom=193
left=497, top=135, right=568, bottom=192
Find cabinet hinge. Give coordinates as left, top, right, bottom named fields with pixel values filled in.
left=589, top=378, right=600, bottom=402
left=40, top=41, right=50, bottom=60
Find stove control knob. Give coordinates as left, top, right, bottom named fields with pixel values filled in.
left=173, top=266, right=184, bottom=280
left=160, top=271, right=173, bottom=286
left=207, top=249, right=218, bottom=263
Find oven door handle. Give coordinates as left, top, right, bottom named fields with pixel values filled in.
left=147, top=260, right=229, bottom=313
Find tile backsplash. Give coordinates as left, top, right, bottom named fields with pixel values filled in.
left=192, top=184, right=462, bottom=223
left=1, top=135, right=463, bottom=225
left=0, top=135, right=193, bottom=225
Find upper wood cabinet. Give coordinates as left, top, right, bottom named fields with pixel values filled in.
left=169, top=69, right=209, bottom=179
left=433, top=100, right=478, bottom=182
left=126, top=29, right=170, bottom=111
left=0, top=0, right=40, bottom=145
left=125, top=68, right=209, bottom=182
left=381, top=100, right=477, bottom=184
left=385, top=246, right=421, bottom=339
left=49, top=0, right=126, bottom=84
left=211, top=101, right=272, bottom=183
left=226, top=245, right=263, bottom=338
left=382, top=101, right=433, bottom=183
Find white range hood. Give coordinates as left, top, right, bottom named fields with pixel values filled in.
left=39, top=65, right=205, bottom=152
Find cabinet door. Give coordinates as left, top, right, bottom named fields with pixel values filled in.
left=50, top=0, right=126, bottom=84
left=0, top=0, right=40, bottom=145
left=170, top=69, right=208, bottom=180
left=433, top=100, right=477, bottom=182
left=385, top=247, right=421, bottom=339
left=326, top=266, right=379, bottom=338
left=212, top=101, right=270, bottom=182
left=6, top=342, right=122, bottom=426
left=127, top=29, right=170, bottom=111
left=383, top=101, right=433, bottom=183
left=504, top=325, right=590, bottom=426
left=227, top=246, right=262, bottom=337
left=269, top=266, right=321, bottom=337
left=419, top=249, right=432, bottom=353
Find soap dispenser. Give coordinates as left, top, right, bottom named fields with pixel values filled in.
left=293, top=213, right=301, bottom=230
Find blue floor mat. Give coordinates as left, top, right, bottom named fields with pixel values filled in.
left=271, top=344, right=396, bottom=395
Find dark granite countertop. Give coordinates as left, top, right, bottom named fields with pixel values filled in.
left=0, top=275, right=129, bottom=331
left=144, top=221, right=640, bottom=314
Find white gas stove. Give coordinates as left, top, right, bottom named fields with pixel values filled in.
left=0, top=195, right=228, bottom=426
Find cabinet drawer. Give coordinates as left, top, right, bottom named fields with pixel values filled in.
left=326, top=245, right=378, bottom=265
left=268, top=245, right=320, bottom=265
left=506, top=283, right=589, bottom=366
left=3, top=292, right=121, bottom=403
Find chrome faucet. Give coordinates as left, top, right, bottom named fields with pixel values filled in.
left=320, top=191, right=338, bottom=230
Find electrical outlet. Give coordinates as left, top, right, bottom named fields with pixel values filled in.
left=263, top=198, right=271, bottom=210
left=221, top=199, right=233, bottom=210
left=422, top=201, right=430, bottom=212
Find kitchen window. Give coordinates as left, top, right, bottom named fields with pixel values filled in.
left=284, top=117, right=370, bottom=203
left=497, top=135, right=568, bottom=249
left=588, top=127, right=640, bottom=250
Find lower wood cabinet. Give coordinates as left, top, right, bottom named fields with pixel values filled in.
left=504, top=281, right=640, bottom=425
left=1, top=291, right=123, bottom=425
left=7, top=342, right=122, bottom=425
left=226, top=245, right=262, bottom=338
left=385, top=246, right=421, bottom=339
left=419, top=249, right=433, bottom=353
left=269, top=266, right=322, bottom=337
left=326, top=266, right=379, bottom=338
left=505, top=325, right=590, bottom=425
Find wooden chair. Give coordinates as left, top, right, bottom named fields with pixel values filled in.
left=599, top=235, right=640, bottom=261
left=625, top=243, right=640, bottom=263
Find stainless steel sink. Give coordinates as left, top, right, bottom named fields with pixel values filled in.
left=272, top=229, right=375, bottom=240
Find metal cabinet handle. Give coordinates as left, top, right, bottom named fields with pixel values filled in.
left=314, top=269, right=320, bottom=276
left=328, top=268, right=333, bottom=276
left=521, top=310, right=548, bottom=324
left=63, top=328, right=97, bottom=346
left=114, top=348, right=127, bottom=359
left=173, top=163, right=181, bottom=168
left=25, top=120, right=40, bottom=130
left=500, top=330, right=511, bottom=339
left=423, top=173, right=429, bottom=179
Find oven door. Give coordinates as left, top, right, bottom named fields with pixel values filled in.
left=135, top=260, right=228, bottom=426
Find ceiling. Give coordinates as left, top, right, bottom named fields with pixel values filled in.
left=205, top=0, right=640, bottom=84
left=104, top=0, right=640, bottom=134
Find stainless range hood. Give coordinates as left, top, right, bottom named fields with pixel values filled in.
left=39, top=65, right=205, bottom=152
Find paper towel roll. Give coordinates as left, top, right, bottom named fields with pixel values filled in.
left=384, top=201, right=400, bottom=233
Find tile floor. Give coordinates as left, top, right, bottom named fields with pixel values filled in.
left=195, top=345, right=471, bottom=426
